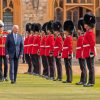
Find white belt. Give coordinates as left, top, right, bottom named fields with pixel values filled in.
left=33, top=44, right=38, bottom=46
left=2, top=36, right=7, bottom=37
left=63, top=47, right=68, bottom=49
left=45, top=46, right=50, bottom=48
left=54, top=47, right=59, bottom=49
left=76, top=47, right=81, bottom=49
left=83, top=44, right=90, bottom=47
left=24, top=44, right=33, bottom=47
left=40, top=45, right=45, bottom=48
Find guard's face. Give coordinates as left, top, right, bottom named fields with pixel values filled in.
left=84, top=24, right=89, bottom=31
left=41, top=31, right=45, bottom=36
left=47, top=30, right=51, bottom=35
left=64, top=31, right=68, bottom=36
left=77, top=30, right=81, bottom=36
left=54, top=31, right=58, bottom=35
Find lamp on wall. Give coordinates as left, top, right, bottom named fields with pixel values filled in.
left=32, top=0, right=39, bottom=9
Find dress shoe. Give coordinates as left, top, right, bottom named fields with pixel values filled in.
left=11, top=81, right=16, bottom=84
left=49, top=77, right=54, bottom=80
left=58, top=79, right=62, bottom=81
left=76, top=82, right=83, bottom=85
left=83, top=83, right=94, bottom=87
left=4, top=78, right=8, bottom=82
left=53, top=78, right=62, bottom=81
left=62, top=81, right=71, bottom=83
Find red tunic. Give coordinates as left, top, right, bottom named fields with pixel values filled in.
left=40, top=36, right=46, bottom=56
left=82, top=30, right=96, bottom=58
left=0, top=32, right=8, bottom=56
left=76, top=35, right=84, bottom=59
left=31, top=35, right=41, bottom=55
left=24, top=36, right=29, bottom=54
left=62, top=35, right=73, bottom=58
left=45, top=34, right=55, bottom=56
left=53, top=35, right=63, bottom=57
left=28, top=35, right=35, bottom=54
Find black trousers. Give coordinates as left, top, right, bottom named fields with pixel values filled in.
left=86, top=57, right=95, bottom=84
left=41, top=55, right=49, bottom=76
left=78, top=58, right=87, bottom=84
left=0, top=56, right=8, bottom=80
left=25, top=54, right=32, bottom=73
left=55, top=57, right=62, bottom=80
left=64, top=58, right=72, bottom=82
left=47, top=56, right=55, bottom=78
left=31, top=54, right=40, bottom=75
left=22, top=54, right=25, bottom=63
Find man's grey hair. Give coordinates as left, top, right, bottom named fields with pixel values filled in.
left=12, top=25, right=19, bottom=30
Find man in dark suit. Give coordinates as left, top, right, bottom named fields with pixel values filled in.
left=5, top=25, right=23, bottom=84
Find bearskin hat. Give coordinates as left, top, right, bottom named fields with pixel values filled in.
left=42, top=22, right=48, bottom=33
left=31, top=23, right=35, bottom=32
left=63, top=20, right=74, bottom=33
left=84, top=13, right=96, bottom=28
left=34, top=23, right=41, bottom=32
left=52, top=21, right=62, bottom=32
left=47, top=21, right=53, bottom=32
left=26, top=23, right=31, bottom=33
left=78, top=18, right=86, bottom=32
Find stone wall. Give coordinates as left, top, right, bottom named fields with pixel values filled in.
left=21, top=0, right=48, bottom=31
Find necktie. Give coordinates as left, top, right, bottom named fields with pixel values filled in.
left=14, top=34, right=17, bottom=44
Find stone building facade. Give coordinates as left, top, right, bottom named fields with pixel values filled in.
left=0, top=0, right=49, bottom=33
left=21, top=0, right=49, bottom=31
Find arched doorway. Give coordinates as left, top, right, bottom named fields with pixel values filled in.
left=66, top=7, right=92, bottom=28
left=96, top=8, right=100, bottom=44
left=54, top=0, right=64, bottom=24
left=0, top=0, right=21, bottom=32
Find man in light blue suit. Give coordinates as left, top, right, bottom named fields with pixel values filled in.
left=5, top=25, right=23, bottom=84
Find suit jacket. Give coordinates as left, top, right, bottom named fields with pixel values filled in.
left=5, top=33, right=23, bottom=58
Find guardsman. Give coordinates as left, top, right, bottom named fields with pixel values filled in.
left=83, top=13, right=96, bottom=87
left=40, top=22, right=49, bottom=77
left=45, top=21, right=55, bottom=80
left=52, top=21, right=63, bottom=81
left=31, top=23, right=41, bottom=75
left=0, top=20, right=8, bottom=82
left=24, top=23, right=32, bottom=74
left=62, top=20, right=74, bottom=83
left=76, top=18, right=87, bottom=85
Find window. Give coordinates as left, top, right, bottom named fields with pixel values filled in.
left=54, top=0, right=64, bottom=23
left=96, top=8, right=100, bottom=44
left=67, top=11, right=72, bottom=20
left=59, top=0, right=63, bottom=8
left=3, top=0, right=13, bottom=31
left=73, top=9, right=79, bottom=27
left=0, top=0, right=21, bottom=32
left=87, top=0, right=93, bottom=3
left=73, top=0, right=78, bottom=3
left=66, top=0, right=71, bottom=3
left=80, top=0, right=85, bottom=3
left=3, top=9, right=13, bottom=31
left=96, top=0, right=99, bottom=8
left=55, top=8, right=63, bottom=23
